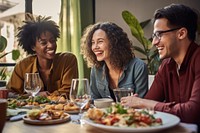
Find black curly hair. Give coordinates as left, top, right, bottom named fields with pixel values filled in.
left=81, top=22, right=134, bottom=69
left=154, top=4, right=198, bottom=41
left=17, top=14, right=60, bottom=54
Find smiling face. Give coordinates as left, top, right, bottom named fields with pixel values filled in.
left=32, top=31, right=57, bottom=61
left=91, top=29, right=111, bottom=63
left=152, top=18, right=181, bottom=60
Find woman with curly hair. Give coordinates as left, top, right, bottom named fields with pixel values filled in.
left=81, top=22, right=148, bottom=101
left=7, top=15, right=78, bottom=97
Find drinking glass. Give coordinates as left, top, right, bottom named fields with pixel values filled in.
left=24, top=73, right=42, bottom=101
left=113, top=88, right=133, bottom=102
left=70, top=78, right=91, bottom=123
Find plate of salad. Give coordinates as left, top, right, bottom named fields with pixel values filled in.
left=82, top=104, right=180, bottom=133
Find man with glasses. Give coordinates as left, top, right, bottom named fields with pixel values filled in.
left=7, top=15, right=78, bottom=97
left=121, top=4, right=200, bottom=126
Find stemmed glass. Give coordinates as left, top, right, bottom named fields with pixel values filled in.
left=24, top=73, right=42, bottom=102
left=70, top=78, right=91, bottom=123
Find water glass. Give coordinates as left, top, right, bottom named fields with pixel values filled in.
left=113, top=88, right=133, bottom=102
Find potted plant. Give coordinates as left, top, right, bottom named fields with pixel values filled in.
left=122, top=10, right=161, bottom=75
left=0, top=35, right=20, bottom=87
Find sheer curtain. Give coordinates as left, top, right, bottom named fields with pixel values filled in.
left=58, top=0, right=84, bottom=79
left=58, top=0, right=94, bottom=79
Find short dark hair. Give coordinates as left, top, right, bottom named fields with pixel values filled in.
left=153, top=4, right=198, bottom=41
left=17, top=15, right=60, bottom=54
left=81, top=22, right=134, bottom=69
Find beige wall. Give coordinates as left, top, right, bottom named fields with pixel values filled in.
left=95, top=0, right=200, bottom=58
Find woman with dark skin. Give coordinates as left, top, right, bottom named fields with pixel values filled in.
left=81, top=22, right=148, bottom=101
left=7, top=15, right=78, bottom=97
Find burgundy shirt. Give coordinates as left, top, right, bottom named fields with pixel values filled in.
left=145, top=42, right=200, bottom=124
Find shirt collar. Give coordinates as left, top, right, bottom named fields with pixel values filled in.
left=33, top=57, right=39, bottom=73
left=180, top=42, right=198, bottom=71
left=33, top=57, right=54, bottom=73
left=168, top=42, right=198, bottom=71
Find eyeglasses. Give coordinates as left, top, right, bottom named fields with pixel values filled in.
left=152, top=27, right=181, bottom=42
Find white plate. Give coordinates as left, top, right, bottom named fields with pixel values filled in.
left=82, top=111, right=180, bottom=133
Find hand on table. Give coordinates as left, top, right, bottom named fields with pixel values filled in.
left=120, top=95, right=142, bottom=108
left=120, top=94, right=158, bottom=110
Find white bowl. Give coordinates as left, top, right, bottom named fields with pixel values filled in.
left=94, top=98, right=113, bottom=108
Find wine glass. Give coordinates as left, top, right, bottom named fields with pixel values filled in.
left=70, top=78, right=91, bottom=123
left=24, top=73, right=42, bottom=102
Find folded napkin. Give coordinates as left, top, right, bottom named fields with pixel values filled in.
left=7, top=108, right=29, bottom=117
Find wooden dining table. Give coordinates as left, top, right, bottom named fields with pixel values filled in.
left=3, top=114, right=198, bottom=133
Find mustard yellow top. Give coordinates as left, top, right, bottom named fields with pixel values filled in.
left=7, top=52, right=78, bottom=94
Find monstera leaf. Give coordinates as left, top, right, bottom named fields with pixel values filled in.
left=122, top=10, right=161, bottom=74
left=0, top=36, right=20, bottom=60
left=0, top=36, right=20, bottom=80
left=0, top=36, right=7, bottom=52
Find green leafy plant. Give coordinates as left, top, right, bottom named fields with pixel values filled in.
left=122, top=10, right=161, bottom=75
left=0, top=35, right=20, bottom=80
left=0, top=36, right=20, bottom=60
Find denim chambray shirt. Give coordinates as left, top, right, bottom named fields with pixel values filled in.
left=90, top=57, right=148, bottom=100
